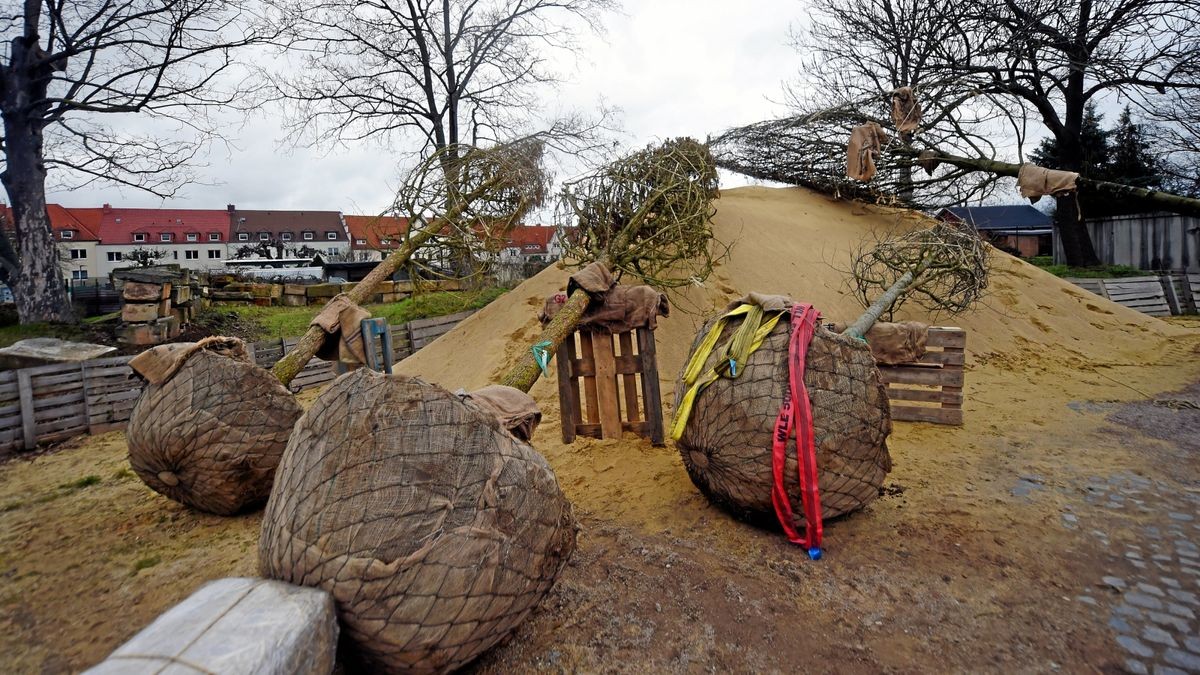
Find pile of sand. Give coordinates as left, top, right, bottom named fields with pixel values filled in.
left=399, top=185, right=1194, bottom=529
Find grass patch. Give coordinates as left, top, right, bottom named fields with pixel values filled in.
left=1028, top=257, right=1147, bottom=279
left=208, top=288, right=509, bottom=342
left=132, top=554, right=162, bottom=573
left=0, top=322, right=85, bottom=349
left=58, top=475, right=102, bottom=491
left=111, top=467, right=135, bottom=481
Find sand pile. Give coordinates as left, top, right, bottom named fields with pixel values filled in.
left=398, top=186, right=1191, bottom=530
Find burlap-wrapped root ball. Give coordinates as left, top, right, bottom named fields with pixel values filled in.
left=259, top=369, right=576, bottom=674
left=675, top=315, right=893, bottom=530
left=127, top=343, right=302, bottom=516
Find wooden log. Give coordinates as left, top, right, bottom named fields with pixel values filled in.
left=556, top=335, right=579, bottom=444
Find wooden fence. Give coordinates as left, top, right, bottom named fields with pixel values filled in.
left=0, top=309, right=477, bottom=456
left=1063, top=275, right=1191, bottom=317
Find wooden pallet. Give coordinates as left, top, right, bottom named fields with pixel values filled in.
left=877, top=327, right=965, bottom=425
left=556, top=327, right=665, bottom=445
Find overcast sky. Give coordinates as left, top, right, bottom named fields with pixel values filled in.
left=48, top=0, right=801, bottom=216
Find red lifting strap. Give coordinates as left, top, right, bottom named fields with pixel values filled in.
left=770, top=303, right=824, bottom=557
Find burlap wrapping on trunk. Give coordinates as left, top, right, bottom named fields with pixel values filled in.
left=891, top=86, right=921, bottom=134
left=456, top=384, right=542, bottom=441
left=259, top=369, right=576, bottom=675
left=311, top=293, right=370, bottom=364
left=847, top=122, right=889, bottom=181
left=126, top=346, right=302, bottom=516
left=675, top=313, right=892, bottom=530
left=1018, top=163, right=1079, bottom=203
left=539, top=284, right=669, bottom=333
left=829, top=320, right=929, bottom=365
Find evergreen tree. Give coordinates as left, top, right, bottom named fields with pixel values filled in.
left=1030, top=103, right=1112, bottom=179
left=1108, top=106, right=1163, bottom=190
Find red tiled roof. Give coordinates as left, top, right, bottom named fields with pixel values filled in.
left=98, top=206, right=231, bottom=245
left=501, top=225, right=559, bottom=254
left=0, top=204, right=104, bottom=241
left=344, top=215, right=411, bottom=250
left=230, top=208, right=347, bottom=242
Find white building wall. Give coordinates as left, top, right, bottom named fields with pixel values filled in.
left=96, top=243, right=232, bottom=278
left=57, top=241, right=99, bottom=280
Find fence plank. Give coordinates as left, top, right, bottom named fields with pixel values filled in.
left=17, top=370, right=35, bottom=450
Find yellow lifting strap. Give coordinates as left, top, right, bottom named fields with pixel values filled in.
left=670, top=303, right=788, bottom=440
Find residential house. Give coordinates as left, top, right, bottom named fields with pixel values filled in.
left=228, top=206, right=350, bottom=261
left=497, top=225, right=560, bottom=261
left=344, top=214, right=411, bottom=262
left=96, top=205, right=231, bottom=276
left=937, top=205, right=1052, bottom=258
left=0, top=204, right=104, bottom=282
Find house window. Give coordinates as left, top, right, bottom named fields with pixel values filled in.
left=303, top=231, right=314, bottom=240
left=185, top=250, right=199, bottom=260
left=133, top=233, right=146, bottom=242
left=281, top=232, right=293, bottom=241
left=326, top=231, right=337, bottom=240
left=186, top=233, right=198, bottom=242
left=327, top=247, right=338, bottom=256
left=160, top=233, right=172, bottom=242
left=380, top=238, right=391, bottom=246
left=172, top=251, right=178, bottom=259
left=207, top=250, right=221, bottom=259
left=69, top=249, right=87, bottom=259
left=107, top=252, right=123, bottom=262
left=259, top=232, right=270, bottom=241
left=208, top=232, right=220, bottom=242
left=61, top=230, right=74, bottom=240
left=238, top=232, right=248, bottom=241
left=355, top=238, right=366, bottom=245
left=71, top=270, right=88, bottom=280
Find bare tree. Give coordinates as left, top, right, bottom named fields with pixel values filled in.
left=0, top=0, right=271, bottom=323
left=126, top=247, right=170, bottom=268
left=267, top=0, right=616, bottom=161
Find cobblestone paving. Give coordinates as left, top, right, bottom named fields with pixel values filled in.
left=1066, top=472, right=1200, bottom=674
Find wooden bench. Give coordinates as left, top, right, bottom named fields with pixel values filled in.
left=877, top=326, right=965, bottom=425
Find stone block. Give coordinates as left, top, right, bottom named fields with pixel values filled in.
left=155, top=316, right=180, bottom=340
left=253, top=297, right=273, bottom=307
left=124, top=281, right=168, bottom=302
left=122, top=302, right=160, bottom=323
left=305, top=283, right=341, bottom=298
left=158, top=299, right=171, bottom=317
left=282, top=293, right=308, bottom=307
left=171, top=308, right=186, bottom=325
left=210, top=291, right=254, bottom=302
left=377, top=281, right=394, bottom=293
left=284, top=284, right=308, bottom=296
left=171, top=284, right=192, bottom=304
left=117, top=322, right=159, bottom=346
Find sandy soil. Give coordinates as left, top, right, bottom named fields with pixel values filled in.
left=3, top=186, right=1199, bottom=673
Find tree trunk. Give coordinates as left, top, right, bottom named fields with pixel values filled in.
left=497, top=288, right=590, bottom=393
left=0, top=32, right=75, bottom=324
left=1053, top=194, right=1097, bottom=267
left=841, top=270, right=916, bottom=340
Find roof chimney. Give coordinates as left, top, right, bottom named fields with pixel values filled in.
left=102, top=203, right=112, bottom=213
left=227, top=204, right=236, bottom=212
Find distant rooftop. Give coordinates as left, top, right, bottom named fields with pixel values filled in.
left=938, top=205, right=1052, bottom=232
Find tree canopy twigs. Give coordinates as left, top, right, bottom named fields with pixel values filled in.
left=273, top=138, right=551, bottom=384
left=556, top=137, right=724, bottom=288
left=844, top=222, right=990, bottom=339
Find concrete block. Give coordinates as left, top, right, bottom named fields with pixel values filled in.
left=282, top=294, right=308, bottom=307
left=122, top=302, right=160, bottom=323
left=83, top=577, right=337, bottom=675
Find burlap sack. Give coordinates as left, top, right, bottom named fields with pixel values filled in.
left=829, top=320, right=929, bottom=365
left=127, top=345, right=303, bottom=516
left=1018, top=163, right=1079, bottom=203
left=847, top=122, right=889, bottom=181
left=891, top=86, right=921, bottom=134
left=540, top=284, right=670, bottom=333
left=675, top=313, right=893, bottom=531
left=259, top=370, right=576, bottom=674
left=457, top=384, right=543, bottom=441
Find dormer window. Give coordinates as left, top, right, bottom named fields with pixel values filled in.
left=281, top=232, right=293, bottom=241
left=186, top=233, right=198, bottom=242
left=133, top=233, right=146, bottom=242
left=355, top=238, right=367, bottom=245
left=160, top=233, right=172, bottom=242
left=208, top=232, right=220, bottom=241
left=303, top=231, right=314, bottom=241
left=238, top=233, right=248, bottom=241
left=326, top=231, right=337, bottom=240
left=380, top=238, right=391, bottom=246
left=259, top=232, right=270, bottom=241
left=61, top=230, right=75, bottom=240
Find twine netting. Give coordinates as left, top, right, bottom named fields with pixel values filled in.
left=675, top=315, right=893, bottom=529
left=259, top=369, right=576, bottom=674
left=126, top=350, right=303, bottom=515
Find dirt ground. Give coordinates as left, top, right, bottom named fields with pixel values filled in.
left=3, top=186, right=1200, bottom=673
